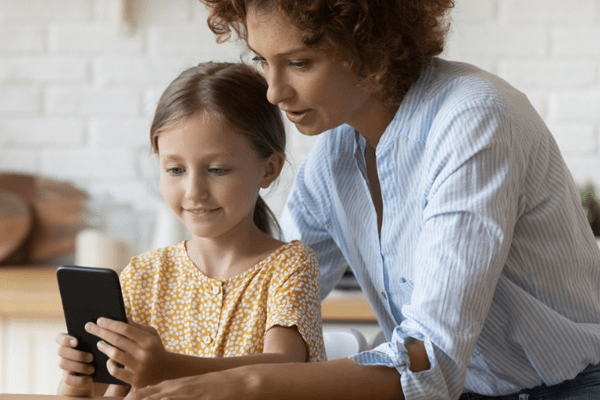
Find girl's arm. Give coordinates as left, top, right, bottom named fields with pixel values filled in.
left=85, top=317, right=308, bottom=390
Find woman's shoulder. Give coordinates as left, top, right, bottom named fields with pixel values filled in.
left=421, top=58, right=521, bottom=109
left=303, top=124, right=357, bottom=162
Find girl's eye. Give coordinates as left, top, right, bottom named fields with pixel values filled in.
left=166, top=167, right=184, bottom=175
left=252, top=55, right=267, bottom=67
left=208, top=168, right=229, bottom=176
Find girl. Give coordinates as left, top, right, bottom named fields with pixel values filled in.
left=124, top=1, right=600, bottom=399
left=55, top=61, right=325, bottom=397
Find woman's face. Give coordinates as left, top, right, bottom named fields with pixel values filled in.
left=246, top=5, right=377, bottom=137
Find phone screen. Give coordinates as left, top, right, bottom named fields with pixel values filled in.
left=56, top=265, right=128, bottom=385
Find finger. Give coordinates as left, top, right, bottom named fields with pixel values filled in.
left=97, top=317, right=133, bottom=335
left=127, top=317, right=159, bottom=335
left=97, top=340, right=135, bottom=369
left=56, top=332, right=78, bottom=347
left=106, top=358, right=134, bottom=385
left=58, top=357, right=95, bottom=375
left=57, top=345, right=94, bottom=363
left=63, top=371, right=93, bottom=388
left=85, top=321, right=135, bottom=352
left=96, top=317, right=152, bottom=343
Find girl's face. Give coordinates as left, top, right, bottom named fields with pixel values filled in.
left=157, top=112, right=282, bottom=242
left=246, top=5, right=381, bottom=138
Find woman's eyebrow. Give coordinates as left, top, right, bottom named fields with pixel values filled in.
left=248, top=44, right=308, bottom=58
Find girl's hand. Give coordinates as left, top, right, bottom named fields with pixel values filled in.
left=55, top=332, right=94, bottom=397
left=85, top=317, right=172, bottom=389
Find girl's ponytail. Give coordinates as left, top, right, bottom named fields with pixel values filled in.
left=254, top=195, right=280, bottom=238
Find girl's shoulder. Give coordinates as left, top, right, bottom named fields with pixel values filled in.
left=261, top=240, right=318, bottom=275
left=123, top=241, right=187, bottom=275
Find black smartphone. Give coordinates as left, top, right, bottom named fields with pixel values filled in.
left=56, top=265, right=128, bottom=385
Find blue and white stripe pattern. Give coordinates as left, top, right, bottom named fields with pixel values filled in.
left=280, top=58, right=600, bottom=400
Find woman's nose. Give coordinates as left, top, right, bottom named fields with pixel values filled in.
left=265, top=68, right=292, bottom=106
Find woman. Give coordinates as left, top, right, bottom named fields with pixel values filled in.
left=125, top=1, right=600, bottom=399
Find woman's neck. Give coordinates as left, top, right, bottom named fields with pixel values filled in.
left=350, top=95, right=400, bottom=149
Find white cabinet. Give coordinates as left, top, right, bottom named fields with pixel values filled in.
left=0, top=316, right=64, bottom=394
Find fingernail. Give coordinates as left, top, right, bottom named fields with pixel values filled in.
left=85, top=322, right=93, bottom=331
left=97, top=340, right=104, bottom=348
left=70, top=338, right=77, bottom=347
left=97, top=317, right=105, bottom=326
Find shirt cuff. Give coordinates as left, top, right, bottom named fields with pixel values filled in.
left=348, top=328, right=412, bottom=368
left=348, top=328, right=454, bottom=400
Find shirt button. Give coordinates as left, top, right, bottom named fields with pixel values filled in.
left=203, top=336, right=212, bottom=344
left=381, top=291, right=387, bottom=300
left=212, top=285, right=221, bottom=295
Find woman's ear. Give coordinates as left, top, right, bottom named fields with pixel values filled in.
left=260, top=152, right=285, bottom=188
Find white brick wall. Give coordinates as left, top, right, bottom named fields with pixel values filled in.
left=0, top=0, right=599, bottom=252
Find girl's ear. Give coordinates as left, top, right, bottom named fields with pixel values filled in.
left=260, top=152, right=285, bottom=189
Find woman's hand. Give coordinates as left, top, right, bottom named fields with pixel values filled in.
left=85, top=317, right=172, bottom=389
left=55, top=332, right=95, bottom=397
left=123, top=366, right=260, bottom=400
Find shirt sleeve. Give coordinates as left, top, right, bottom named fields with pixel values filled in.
left=351, top=100, right=520, bottom=399
left=119, top=263, right=134, bottom=317
left=280, top=153, right=349, bottom=300
left=266, top=243, right=327, bottom=362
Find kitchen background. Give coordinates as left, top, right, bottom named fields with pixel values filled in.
left=1, top=0, right=600, bottom=255
left=0, top=0, right=599, bottom=394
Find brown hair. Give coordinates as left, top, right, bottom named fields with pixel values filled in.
left=200, top=0, right=454, bottom=104
left=150, top=62, right=286, bottom=237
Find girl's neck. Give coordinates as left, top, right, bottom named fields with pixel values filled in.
left=185, top=222, right=284, bottom=281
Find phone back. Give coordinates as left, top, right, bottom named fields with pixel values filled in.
left=56, top=265, right=127, bottom=385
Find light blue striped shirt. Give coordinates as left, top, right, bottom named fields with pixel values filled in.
left=280, top=58, right=600, bottom=399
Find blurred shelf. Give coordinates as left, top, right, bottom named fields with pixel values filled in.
left=0, top=265, right=377, bottom=323
left=0, top=265, right=63, bottom=319
left=321, top=290, right=376, bottom=323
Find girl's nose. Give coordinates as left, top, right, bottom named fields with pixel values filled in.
left=265, top=68, right=292, bottom=106
left=185, top=175, right=208, bottom=200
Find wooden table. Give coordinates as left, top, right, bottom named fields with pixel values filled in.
left=0, top=395, right=121, bottom=400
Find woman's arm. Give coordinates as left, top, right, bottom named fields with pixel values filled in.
left=86, top=318, right=308, bottom=390
left=122, top=338, right=429, bottom=400
left=125, top=358, right=405, bottom=400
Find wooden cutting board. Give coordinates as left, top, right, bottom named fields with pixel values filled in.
left=0, top=191, right=33, bottom=263
left=0, top=173, right=87, bottom=264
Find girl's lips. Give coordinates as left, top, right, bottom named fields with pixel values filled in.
left=184, top=207, right=220, bottom=215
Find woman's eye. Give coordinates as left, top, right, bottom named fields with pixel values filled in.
left=290, top=60, right=309, bottom=69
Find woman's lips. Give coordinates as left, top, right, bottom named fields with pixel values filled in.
left=285, top=109, right=311, bottom=124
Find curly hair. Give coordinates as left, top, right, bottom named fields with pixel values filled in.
left=200, top=0, right=454, bottom=104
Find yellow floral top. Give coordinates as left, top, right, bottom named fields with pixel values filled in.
left=120, top=240, right=326, bottom=362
